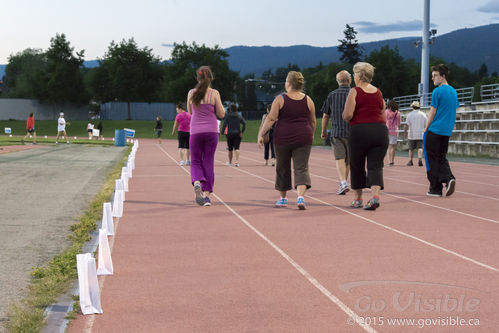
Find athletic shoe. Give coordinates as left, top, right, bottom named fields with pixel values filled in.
left=350, top=199, right=363, bottom=208
left=364, top=198, right=380, bottom=210
left=55, top=141, right=59, bottom=145
left=418, top=159, right=423, bottom=167
left=179, top=161, right=185, bottom=166
left=203, top=197, right=212, bottom=206
left=271, top=159, right=275, bottom=167
left=186, top=160, right=191, bottom=166
left=21, top=139, right=25, bottom=145
left=234, top=162, right=239, bottom=167
left=297, top=197, right=306, bottom=210
left=337, top=183, right=350, bottom=195
left=226, top=162, right=231, bottom=166
left=275, top=198, right=287, bottom=207
left=426, top=191, right=442, bottom=197
left=66, top=141, right=70, bottom=144
left=194, top=183, right=205, bottom=206
left=445, top=179, right=456, bottom=197
left=406, top=160, right=413, bottom=166
left=388, top=162, right=394, bottom=166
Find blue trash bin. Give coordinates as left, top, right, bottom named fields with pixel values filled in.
left=114, top=129, right=126, bottom=146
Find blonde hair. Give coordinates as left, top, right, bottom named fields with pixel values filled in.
left=286, top=71, right=305, bottom=91
left=353, top=62, right=375, bottom=83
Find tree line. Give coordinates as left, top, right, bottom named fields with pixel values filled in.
left=2, top=29, right=498, bottom=118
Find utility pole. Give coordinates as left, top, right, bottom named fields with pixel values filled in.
left=420, top=0, right=430, bottom=106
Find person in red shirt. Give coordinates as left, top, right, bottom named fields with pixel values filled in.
left=343, top=62, right=388, bottom=210
left=22, top=113, right=37, bottom=144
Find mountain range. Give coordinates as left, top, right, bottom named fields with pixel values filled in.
left=225, top=24, right=499, bottom=76
left=1, top=24, right=498, bottom=80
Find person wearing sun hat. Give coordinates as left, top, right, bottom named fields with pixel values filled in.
left=404, top=101, right=427, bottom=167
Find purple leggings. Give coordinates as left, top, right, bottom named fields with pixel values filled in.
left=189, top=132, right=219, bottom=192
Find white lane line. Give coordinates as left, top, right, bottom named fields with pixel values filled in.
left=309, top=150, right=499, bottom=172
left=240, top=148, right=499, bottom=190
left=311, top=173, right=499, bottom=225
left=379, top=166, right=499, bottom=186
left=157, top=144, right=376, bottom=333
left=238, top=151, right=499, bottom=214
left=219, top=152, right=499, bottom=273
left=384, top=175, right=499, bottom=193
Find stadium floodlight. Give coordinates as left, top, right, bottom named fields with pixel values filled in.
left=420, top=0, right=431, bottom=107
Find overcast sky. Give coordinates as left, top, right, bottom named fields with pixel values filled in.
left=1, top=0, right=499, bottom=64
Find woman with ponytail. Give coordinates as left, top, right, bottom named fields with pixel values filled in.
left=187, top=66, right=226, bottom=206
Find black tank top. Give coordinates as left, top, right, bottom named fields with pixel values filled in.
left=273, top=94, right=313, bottom=145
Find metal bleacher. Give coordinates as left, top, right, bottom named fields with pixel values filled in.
left=395, top=83, right=499, bottom=158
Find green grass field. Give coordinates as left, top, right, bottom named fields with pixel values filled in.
left=0, top=119, right=329, bottom=146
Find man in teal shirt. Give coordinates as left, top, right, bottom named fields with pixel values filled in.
left=424, top=64, right=459, bottom=197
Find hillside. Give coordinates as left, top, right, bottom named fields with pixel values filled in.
left=225, top=23, right=499, bottom=76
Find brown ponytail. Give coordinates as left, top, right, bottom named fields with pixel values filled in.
left=191, top=66, right=214, bottom=106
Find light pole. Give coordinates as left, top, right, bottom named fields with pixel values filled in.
left=420, top=0, right=430, bottom=107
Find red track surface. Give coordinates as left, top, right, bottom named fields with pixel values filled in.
left=69, top=139, right=499, bottom=332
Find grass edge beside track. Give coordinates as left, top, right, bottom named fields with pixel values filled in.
left=5, top=144, right=132, bottom=333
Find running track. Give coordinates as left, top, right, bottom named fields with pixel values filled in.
left=69, top=139, right=499, bottom=332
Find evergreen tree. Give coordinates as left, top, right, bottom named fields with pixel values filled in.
left=477, top=63, right=488, bottom=79
left=337, top=24, right=362, bottom=65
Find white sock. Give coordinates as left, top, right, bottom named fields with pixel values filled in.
left=341, top=180, right=348, bottom=186
left=297, top=196, right=304, bottom=200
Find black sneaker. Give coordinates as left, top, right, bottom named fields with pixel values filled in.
left=445, top=179, right=456, bottom=197
left=418, top=159, right=423, bottom=167
left=427, top=191, right=442, bottom=197
left=406, top=160, right=413, bottom=166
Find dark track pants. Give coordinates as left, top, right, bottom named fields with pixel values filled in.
left=349, top=123, right=389, bottom=190
left=423, top=131, right=455, bottom=194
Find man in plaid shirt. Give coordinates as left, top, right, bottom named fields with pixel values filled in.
left=321, top=70, right=352, bottom=195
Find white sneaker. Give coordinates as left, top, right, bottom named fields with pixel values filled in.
left=179, top=161, right=185, bottom=166
left=234, top=162, right=239, bottom=167
left=226, top=162, right=231, bottom=166
left=337, top=183, right=350, bottom=195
